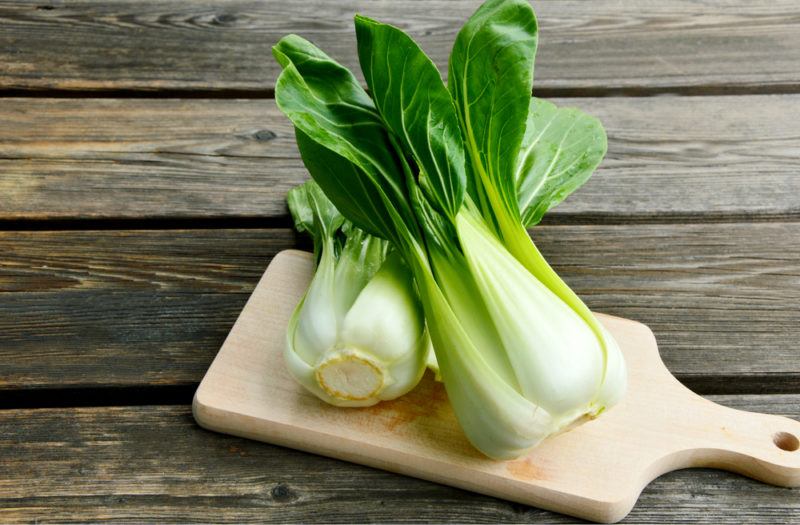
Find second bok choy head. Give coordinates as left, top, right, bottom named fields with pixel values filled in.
left=285, top=181, right=429, bottom=407
left=274, top=0, right=627, bottom=459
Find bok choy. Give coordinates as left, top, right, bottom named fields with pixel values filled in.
left=274, top=0, right=627, bottom=459
left=285, top=181, right=429, bottom=407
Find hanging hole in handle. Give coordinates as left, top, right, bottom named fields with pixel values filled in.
left=773, top=431, right=799, bottom=451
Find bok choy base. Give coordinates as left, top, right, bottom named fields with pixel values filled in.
left=285, top=181, right=429, bottom=407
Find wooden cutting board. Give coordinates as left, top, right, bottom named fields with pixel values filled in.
left=193, top=249, right=800, bottom=523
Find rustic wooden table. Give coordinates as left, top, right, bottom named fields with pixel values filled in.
left=1, top=1, right=799, bottom=522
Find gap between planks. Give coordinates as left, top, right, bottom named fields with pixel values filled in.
left=0, top=385, right=195, bottom=410
left=5, top=83, right=800, bottom=99
left=1, top=213, right=800, bottom=233
left=2, top=373, right=798, bottom=411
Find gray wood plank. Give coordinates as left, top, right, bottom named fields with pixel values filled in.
left=1, top=95, right=799, bottom=221
left=1, top=223, right=798, bottom=393
left=1, top=1, right=799, bottom=93
left=0, top=397, right=797, bottom=523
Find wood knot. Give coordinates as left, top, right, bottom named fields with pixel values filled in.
left=270, top=483, right=298, bottom=503
left=212, top=13, right=237, bottom=26
left=254, top=129, right=277, bottom=142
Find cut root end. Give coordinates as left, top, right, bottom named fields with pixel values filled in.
left=315, top=350, right=386, bottom=401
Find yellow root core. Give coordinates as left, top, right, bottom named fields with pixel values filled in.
left=315, top=350, right=385, bottom=401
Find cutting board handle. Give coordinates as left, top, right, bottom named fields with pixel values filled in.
left=651, top=378, right=800, bottom=488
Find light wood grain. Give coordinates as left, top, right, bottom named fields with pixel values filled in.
left=0, top=401, right=797, bottom=523
left=1, top=95, right=799, bottom=221
left=193, top=250, right=800, bottom=523
left=2, top=223, right=799, bottom=393
left=1, top=1, right=799, bottom=92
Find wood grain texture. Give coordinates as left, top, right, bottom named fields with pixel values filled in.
left=1, top=1, right=800, bottom=92
left=0, top=400, right=797, bottom=523
left=2, top=95, right=800, bottom=221
left=0, top=223, right=798, bottom=393
left=0, top=229, right=294, bottom=390
left=0, top=98, right=302, bottom=220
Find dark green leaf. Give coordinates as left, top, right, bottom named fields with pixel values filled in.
left=273, top=35, right=418, bottom=247
left=355, top=15, right=466, bottom=221
left=448, top=0, right=538, bottom=220
left=295, top=128, right=396, bottom=241
left=516, top=98, right=607, bottom=226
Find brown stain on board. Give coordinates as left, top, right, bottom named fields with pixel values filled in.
left=370, top=398, right=430, bottom=432
left=506, top=457, right=544, bottom=481
left=362, top=373, right=449, bottom=432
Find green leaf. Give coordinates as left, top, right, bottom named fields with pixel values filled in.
left=273, top=35, right=418, bottom=249
left=448, top=0, right=538, bottom=222
left=286, top=180, right=344, bottom=245
left=354, top=15, right=466, bottom=221
left=293, top=129, right=390, bottom=240
left=516, top=98, right=607, bottom=226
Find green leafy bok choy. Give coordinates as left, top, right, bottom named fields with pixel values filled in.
left=447, top=0, right=624, bottom=411
left=285, top=181, right=429, bottom=407
left=274, top=0, right=626, bottom=459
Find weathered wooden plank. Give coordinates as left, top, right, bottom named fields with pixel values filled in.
left=0, top=397, right=797, bottom=523
left=1, top=1, right=799, bottom=92
left=1, top=223, right=798, bottom=393
left=0, top=229, right=293, bottom=390
left=2, top=95, right=800, bottom=221
left=0, top=98, right=302, bottom=220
